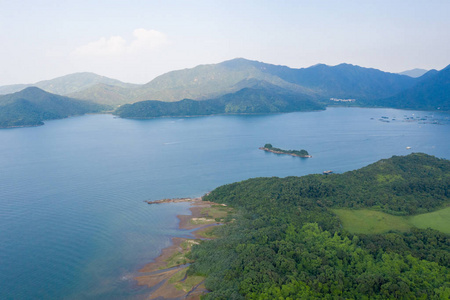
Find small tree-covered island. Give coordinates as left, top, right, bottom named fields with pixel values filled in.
left=139, top=153, right=450, bottom=299
left=260, top=143, right=311, bottom=158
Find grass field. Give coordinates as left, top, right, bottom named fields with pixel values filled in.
left=201, top=205, right=233, bottom=221
left=408, top=206, right=450, bottom=234
left=332, top=209, right=411, bottom=234
left=332, top=206, right=450, bottom=234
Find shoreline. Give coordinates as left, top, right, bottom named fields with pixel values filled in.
left=135, top=197, right=223, bottom=299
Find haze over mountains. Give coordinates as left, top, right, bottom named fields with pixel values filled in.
left=375, top=65, right=450, bottom=111
left=398, top=68, right=429, bottom=78
left=0, top=72, right=138, bottom=97
left=0, top=58, right=448, bottom=127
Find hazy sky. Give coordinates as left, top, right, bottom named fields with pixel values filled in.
left=1, top=0, right=449, bottom=85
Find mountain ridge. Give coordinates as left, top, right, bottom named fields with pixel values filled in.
left=122, top=58, right=422, bottom=104
left=1, top=58, right=448, bottom=111
left=1, top=58, right=422, bottom=105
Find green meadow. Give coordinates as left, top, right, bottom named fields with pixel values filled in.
left=408, top=206, right=450, bottom=234
left=333, top=206, right=450, bottom=234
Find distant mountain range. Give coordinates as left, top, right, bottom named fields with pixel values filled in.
left=77, top=59, right=419, bottom=104
left=375, top=65, right=450, bottom=111
left=0, top=58, right=448, bottom=126
left=0, top=87, right=107, bottom=128
left=0, top=72, right=138, bottom=97
left=0, top=58, right=423, bottom=105
left=398, top=68, right=429, bottom=78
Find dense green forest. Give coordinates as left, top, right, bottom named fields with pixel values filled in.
left=186, top=153, right=450, bottom=299
left=114, top=87, right=324, bottom=118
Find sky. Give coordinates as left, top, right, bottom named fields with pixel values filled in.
left=0, top=0, right=449, bottom=85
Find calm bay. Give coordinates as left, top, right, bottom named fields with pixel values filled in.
left=0, top=107, right=449, bottom=299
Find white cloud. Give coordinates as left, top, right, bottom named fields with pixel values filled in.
left=73, top=29, right=168, bottom=57
left=128, top=29, right=168, bottom=53
left=67, top=29, right=172, bottom=83
left=74, top=36, right=126, bottom=56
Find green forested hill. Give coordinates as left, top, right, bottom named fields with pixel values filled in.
left=187, top=153, right=450, bottom=299
left=374, top=65, right=450, bottom=111
left=114, top=86, right=324, bottom=118
left=0, top=87, right=107, bottom=128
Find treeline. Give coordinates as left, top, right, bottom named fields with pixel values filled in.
left=187, top=153, right=450, bottom=299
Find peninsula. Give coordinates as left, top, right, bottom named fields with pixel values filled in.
left=137, top=153, right=450, bottom=299
left=259, top=143, right=311, bottom=157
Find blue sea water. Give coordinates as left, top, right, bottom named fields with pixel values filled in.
left=0, top=107, right=449, bottom=299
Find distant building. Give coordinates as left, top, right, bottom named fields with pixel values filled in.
left=330, top=98, right=356, bottom=102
